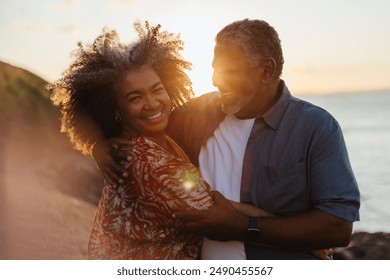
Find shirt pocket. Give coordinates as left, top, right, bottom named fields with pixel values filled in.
left=267, top=162, right=305, bottom=181
left=259, top=162, right=309, bottom=215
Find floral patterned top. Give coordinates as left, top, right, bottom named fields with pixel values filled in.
left=88, top=135, right=214, bottom=259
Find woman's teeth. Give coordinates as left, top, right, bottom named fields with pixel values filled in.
left=145, top=111, right=162, bottom=120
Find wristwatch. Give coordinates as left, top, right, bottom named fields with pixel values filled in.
left=245, top=216, right=260, bottom=243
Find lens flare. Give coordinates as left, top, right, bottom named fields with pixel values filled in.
left=182, top=180, right=195, bottom=190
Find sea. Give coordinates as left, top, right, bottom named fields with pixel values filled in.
left=301, top=91, right=390, bottom=233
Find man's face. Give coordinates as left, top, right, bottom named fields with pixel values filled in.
left=212, top=42, right=263, bottom=116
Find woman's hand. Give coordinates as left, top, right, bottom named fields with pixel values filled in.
left=229, top=201, right=275, bottom=217
left=174, top=191, right=248, bottom=241
left=91, top=138, right=135, bottom=187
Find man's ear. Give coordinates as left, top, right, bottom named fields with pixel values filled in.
left=261, top=58, right=276, bottom=82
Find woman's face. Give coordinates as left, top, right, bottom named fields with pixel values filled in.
left=116, top=66, right=171, bottom=138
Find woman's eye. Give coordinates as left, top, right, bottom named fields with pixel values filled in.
left=128, top=96, right=140, bottom=102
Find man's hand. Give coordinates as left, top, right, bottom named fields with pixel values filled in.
left=174, top=191, right=248, bottom=241
left=311, top=248, right=334, bottom=260
left=91, top=138, right=135, bottom=187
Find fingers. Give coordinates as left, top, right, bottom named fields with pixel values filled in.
left=173, top=209, right=199, bottom=222
left=210, top=190, right=232, bottom=209
left=111, top=138, right=137, bottom=147
left=108, top=138, right=136, bottom=185
left=92, top=137, right=135, bottom=187
left=210, top=190, right=223, bottom=203
left=110, top=144, right=130, bottom=163
left=326, top=248, right=334, bottom=257
left=174, top=209, right=208, bottom=231
left=176, top=220, right=204, bottom=233
left=311, top=248, right=334, bottom=260
left=102, top=168, right=120, bottom=188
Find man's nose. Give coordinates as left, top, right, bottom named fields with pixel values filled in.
left=212, top=70, right=223, bottom=88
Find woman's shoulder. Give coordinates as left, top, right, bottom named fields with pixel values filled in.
left=123, top=135, right=172, bottom=167
left=123, top=134, right=161, bottom=155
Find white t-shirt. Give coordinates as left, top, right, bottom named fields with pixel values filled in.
left=198, top=114, right=255, bottom=259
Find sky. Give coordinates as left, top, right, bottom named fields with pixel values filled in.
left=0, top=0, right=389, bottom=95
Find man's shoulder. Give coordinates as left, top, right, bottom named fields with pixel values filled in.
left=172, top=91, right=223, bottom=119
left=186, top=91, right=221, bottom=110
left=290, top=96, right=336, bottom=122
left=285, top=97, right=342, bottom=139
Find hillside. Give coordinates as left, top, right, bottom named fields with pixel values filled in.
left=0, top=61, right=102, bottom=259
left=0, top=61, right=58, bottom=124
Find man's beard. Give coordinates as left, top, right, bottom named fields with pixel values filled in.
left=221, top=90, right=256, bottom=115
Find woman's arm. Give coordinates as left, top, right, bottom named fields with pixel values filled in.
left=229, top=201, right=275, bottom=217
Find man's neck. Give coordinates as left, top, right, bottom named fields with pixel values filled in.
left=235, top=80, right=281, bottom=119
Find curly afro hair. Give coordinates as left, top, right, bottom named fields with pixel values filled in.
left=48, top=21, right=193, bottom=154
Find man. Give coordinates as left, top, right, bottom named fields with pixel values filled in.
left=92, top=19, right=360, bottom=259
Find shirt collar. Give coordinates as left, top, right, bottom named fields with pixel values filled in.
left=261, top=80, right=292, bottom=130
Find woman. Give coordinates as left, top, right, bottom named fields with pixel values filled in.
left=48, top=21, right=266, bottom=260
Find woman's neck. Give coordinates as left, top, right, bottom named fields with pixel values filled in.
left=145, top=134, right=167, bottom=149
left=121, top=127, right=167, bottom=149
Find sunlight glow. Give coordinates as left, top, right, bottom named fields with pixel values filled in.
left=182, top=180, right=196, bottom=191
left=0, top=0, right=389, bottom=95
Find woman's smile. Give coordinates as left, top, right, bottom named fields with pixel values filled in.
left=117, top=66, right=172, bottom=137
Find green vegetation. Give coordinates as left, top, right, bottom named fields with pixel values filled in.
left=0, top=61, right=58, bottom=124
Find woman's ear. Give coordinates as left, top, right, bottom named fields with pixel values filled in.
left=115, top=111, right=122, bottom=122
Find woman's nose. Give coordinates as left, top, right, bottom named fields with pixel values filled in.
left=144, top=94, right=160, bottom=109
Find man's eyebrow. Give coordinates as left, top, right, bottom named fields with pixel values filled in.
left=151, top=81, right=164, bottom=89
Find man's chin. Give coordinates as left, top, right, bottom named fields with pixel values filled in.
left=221, top=91, right=257, bottom=116
left=221, top=102, right=242, bottom=115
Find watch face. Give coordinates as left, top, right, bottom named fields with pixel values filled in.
left=245, top=228, right=260, bottom=243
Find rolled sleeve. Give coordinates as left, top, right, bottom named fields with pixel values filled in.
left=310, top=119, right=360, bottom=221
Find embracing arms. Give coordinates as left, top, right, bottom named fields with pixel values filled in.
left=175, top=190, right=352, bottom=250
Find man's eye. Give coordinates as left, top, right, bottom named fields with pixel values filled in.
left=154, top=88, right=165, bottom=94
left=218, top=70, right=237, bottom=76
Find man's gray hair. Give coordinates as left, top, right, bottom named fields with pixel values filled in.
left=216, top=19, right=284, bottom=78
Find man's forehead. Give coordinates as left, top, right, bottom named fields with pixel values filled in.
left=213, top=42, right=248, bottom=68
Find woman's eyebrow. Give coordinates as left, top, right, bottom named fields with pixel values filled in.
left=125, top=81, right=164, bottom=98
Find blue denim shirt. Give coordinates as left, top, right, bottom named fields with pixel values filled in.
left=168, top=80, right=360, bottom=255
left=240, top=83, right=360, bottom=222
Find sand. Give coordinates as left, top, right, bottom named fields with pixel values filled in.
left=1, top=120, right=102, bottom=259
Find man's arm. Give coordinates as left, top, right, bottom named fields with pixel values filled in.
left=91, top=139, right=132, bottom=187
left=73, top=112, right=131, bottom=186
left=175, top=191, right=352, bottom=250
